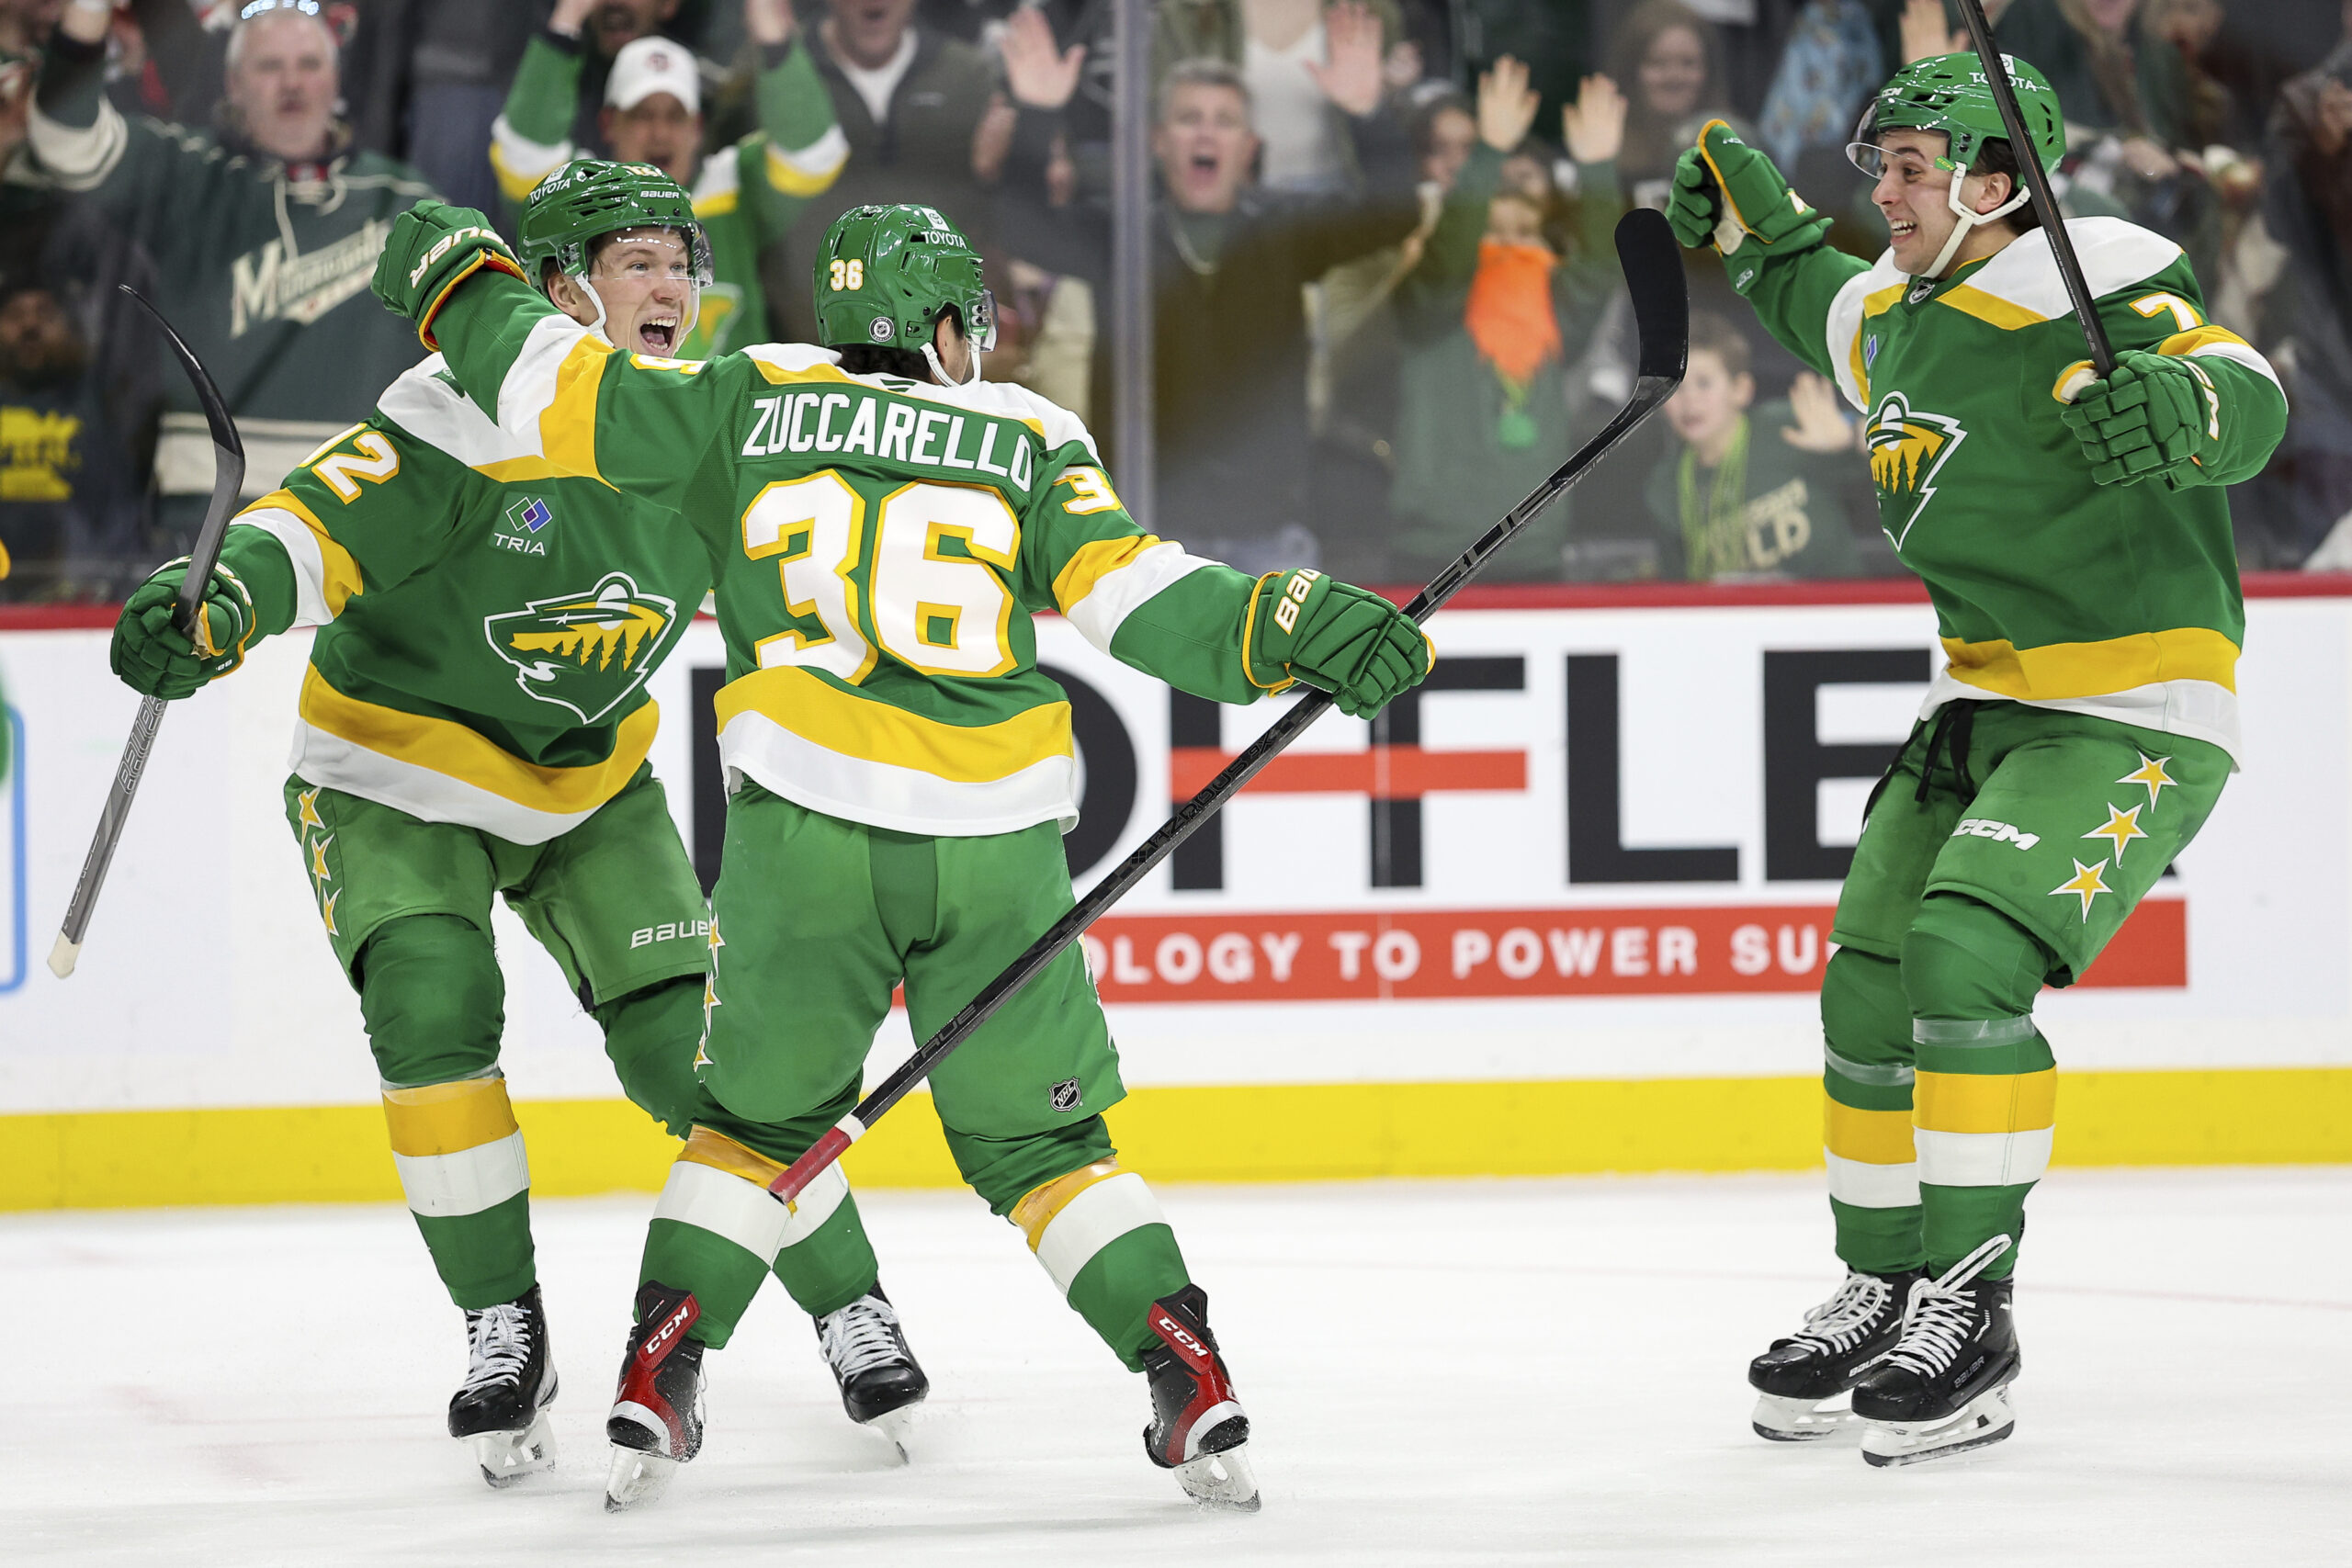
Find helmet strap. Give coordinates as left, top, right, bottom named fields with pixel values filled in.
left=920, top=338, right=983, bottom=387
left=1919, top=167, right=2031, bottom=279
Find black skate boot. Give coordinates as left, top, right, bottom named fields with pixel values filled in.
left=1747, top=1266, right=1920, bottom=1441
left=604, top=1281, right=707, bottom=1511
left=815, top=1283, right=929, bottom=1461
left=1140, top=1285, right=1259, bottom=1511
left=1853, top=1236, right=2020, bottom=1467
left=447, top=1283, right=559, bottom=1487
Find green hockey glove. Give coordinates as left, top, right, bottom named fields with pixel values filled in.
left=1668, top=121, right=1825, bottom=259
left=370, top=197, right=526, bottom=346
left=1245, top=570, right=1433, bottom=719
left=2058, top=349, right=2221, bottom=488
left=109, top=558, right=258, bottom=700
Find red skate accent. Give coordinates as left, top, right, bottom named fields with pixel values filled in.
left=616, top=1292, right=700, bottom=1450
left=1148, top=1301, right=1237, bottom=1462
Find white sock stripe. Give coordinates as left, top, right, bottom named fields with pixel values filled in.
left=1033, top=1172, right=1166, bottom=1294
left=654, top=1159, right=791, bottom=1262
left=776, top=1161, right=850, bottom=1248
left=1824, top=1148, right=1922, bottom=1208
left=1823, top=1041, right=1914, bottom=1087
left=392, top=1131, right=528, bottom=1218
left=1915, top=1125, right=2055, bottom=1188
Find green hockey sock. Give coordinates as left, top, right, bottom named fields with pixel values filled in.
left=1819, top=947, right=1923, bottom=1275
left=1011, top=1157, right=1192, bottom=1371
left=770, top=1187, right=881, bottom=1319
left=381, top=1071, right=537, bottom=1310
left=413, top=1191, right=537, bottom=1309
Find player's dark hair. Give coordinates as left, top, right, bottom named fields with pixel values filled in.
left=1687, top=310, right=1753, bottom=378
left=1971, top=139, right=2041, bottom=235
left=831, top=304, right=963, bottom=382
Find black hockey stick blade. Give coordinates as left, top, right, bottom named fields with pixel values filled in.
left=49, top=289, right=248, bottom=978
left=1954, top=1, right=2113, bottom=378
left=763, top=211, right=1690, bottom=1204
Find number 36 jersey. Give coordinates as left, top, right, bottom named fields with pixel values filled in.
left=427, top=276, right=1290, bottom=837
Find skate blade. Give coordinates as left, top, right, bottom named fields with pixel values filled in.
left=861, top=1403, right=918, bottom=1464
left=1750, top=1392, right=1860, bottom=1443
left=1860, top=1384, right=2018, bottom=1469
left=471, top=1406, right=559, bottom=1488
left=1174, top=1443, right=1261, bottom=1512
left=604, top=1445, right=682, bottom=1511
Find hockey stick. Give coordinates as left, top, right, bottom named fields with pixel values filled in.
left=47, top=288, right=247, bottom=978
left=763, top=209, right=1689, bottom=1204
left=1954, top=0, right=2114, bottom=378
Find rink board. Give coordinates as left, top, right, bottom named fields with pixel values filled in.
left=3, top=586, right=2348, bottom=1208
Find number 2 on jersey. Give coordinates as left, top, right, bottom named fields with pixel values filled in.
left=741, top=473, right=1020, bottom=681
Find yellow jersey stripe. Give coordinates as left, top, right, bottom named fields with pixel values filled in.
left=764, top=137, right=843, bottom=197
left=1848, top=282, right=1905, bottom=404
left=543, top=336, right=615, bottom=486
left=382, top=1077, right=518, bottom=1157
left=299, top=666, right=657, bottom=813
left=2156, top=323, right=2251, bottom=359
left=1824, top=1099, right=1916, bottom=1165
left=244, top=488, right=366, bottom=616
left=486, top=139, right=550, bottom=204
left=1916, top=1069, right=2058, bottom=1134
left=1052, top=534, right=1162, bottom=614
left=714, top=665, right=1073, bottom=784
left=1936, top=283, right=2049, bottom=332
left=1940, top=626, right=2239, bottom=701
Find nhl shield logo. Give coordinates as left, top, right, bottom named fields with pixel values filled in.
left=1049, top=1078, right=1082, bottom=1112
left=483, top=570, right=679, bottom=723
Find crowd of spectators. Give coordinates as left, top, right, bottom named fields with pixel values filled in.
left=2, top=0, right=2349, bottom=601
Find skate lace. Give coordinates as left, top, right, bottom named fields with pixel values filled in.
left=819, top=1295, right=906, bottom=1380
left=460, top=1301, right=533, bottom=1393
left=1883, top=1235, right=2012, bottom=1379
left=1785, top=1271, right=1892, bottom=1356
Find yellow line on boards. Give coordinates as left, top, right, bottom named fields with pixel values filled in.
left=2, top=1068, right=2347, bottom=1211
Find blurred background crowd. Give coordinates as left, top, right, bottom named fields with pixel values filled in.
left=2, top=0, right=2348, bottom=601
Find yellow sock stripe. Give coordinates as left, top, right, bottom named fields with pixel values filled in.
left=1915, top=1069, right=2057, bottom=1134
left=382, top=1077, right=518, bottom=1157
left=678, top=1125, right=787, bottom=1187
left=1011, top=1158, right=1124, bottom=1250
left=1824, top=1097, right=1915, bottom=1165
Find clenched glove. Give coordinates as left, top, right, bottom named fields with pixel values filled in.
left=370, top=197, right=525, bottom=343
left=1668, top=120, right=1825, bottom=261
left=1246, top=570, right=1433, bottom=719
left=2058, top=349, right=2221, bottom=488
left=110, top=558, right=258, bottom=699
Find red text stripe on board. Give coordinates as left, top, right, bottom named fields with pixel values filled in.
left=1168, top=745, right=1527, bottom=799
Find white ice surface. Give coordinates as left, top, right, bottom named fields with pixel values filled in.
left=7, top=1168, right=2348, bottom=1567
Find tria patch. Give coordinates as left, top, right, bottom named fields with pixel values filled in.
left=1049, top=1078, right=1082, bottom=1112
left=482, top=570, right=679, bottom=723
left=1866, top=393, right=1967, bottom=548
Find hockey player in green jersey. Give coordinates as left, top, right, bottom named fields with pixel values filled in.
left=107, top=161, right=929, bottom=1490
left=369, top=197, right=1433, bottom=1512
left=1666, top=54, right=2287, bottom=1465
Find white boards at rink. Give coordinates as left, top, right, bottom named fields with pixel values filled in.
left=3, top=583, right=2346, bottom=1207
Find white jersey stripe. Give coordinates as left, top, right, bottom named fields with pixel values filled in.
left=1921, top=672, right=2240, bottom=764
left=1063, top=541, right=1215, bottom=653
left=718, top=707, right=1078, bottom=836
left=236, top=509, right=334, bottom=628
left=289, top=721, right=604, bottom=844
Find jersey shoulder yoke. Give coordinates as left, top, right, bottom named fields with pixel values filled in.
left=375, top=354, right=535, bottom=474
left=1959, top=218, right=2183, bottom=323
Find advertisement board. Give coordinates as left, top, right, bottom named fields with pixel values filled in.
left=3, top=585, right=2346, bottom=1205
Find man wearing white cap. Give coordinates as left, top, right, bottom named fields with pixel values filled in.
left=492, top=0, right=847, bottom=357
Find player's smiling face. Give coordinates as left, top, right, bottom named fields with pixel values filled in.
left=551, top=228, right=695, bottom=355
left=1871, top=130, right=1961, bottom=275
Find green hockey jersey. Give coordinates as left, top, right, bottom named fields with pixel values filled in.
left=489, top=33, right=847, bottom=359
left=1731, top=216, right=2286, bottom=760
left=213, top=362, right=715, bottom=845
left=423, top=276, right=1295, bottom=837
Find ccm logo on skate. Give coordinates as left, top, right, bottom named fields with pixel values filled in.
left=1152, top=1313, right=1213, bottom=1369
left=631, top=919, right=713, bottom=948
left=641, top=1301, right=695, bottom=1361
left=1951, top=819, right=2040, bottom=851
left=1272, top=569, right=1322, bottom=634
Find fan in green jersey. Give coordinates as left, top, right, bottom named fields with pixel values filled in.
left=107, top=161, right=931, bottom=1492
left=371, top=195, right=1434, bottom=1513
left=1666, top=53, right=2287, bottom=1467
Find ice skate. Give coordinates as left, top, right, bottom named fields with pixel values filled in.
left=447, top=1283, right=559, bottom=1488
left=1854, top=1236, right=2019, bottom=1468
left=1140, top=1285, right=1260, bottom=1512
left=604, top=1281, right=707, bottom=1511
left=1747, top=1266, right=1919, bottom=1440
left=815, top=1283, right=928, bottom=1462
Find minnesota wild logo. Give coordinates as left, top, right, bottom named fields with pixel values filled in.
left=483, top=571, right=678, bottom=723
left=1865, top=393, right=1968, bottom=549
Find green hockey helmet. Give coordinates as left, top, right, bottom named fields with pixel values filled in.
left=1848, top=51, right=2065, bottom=180
left=815, top=203, right=996, bottom=370
left=518, top=159, right=713, bottom=341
